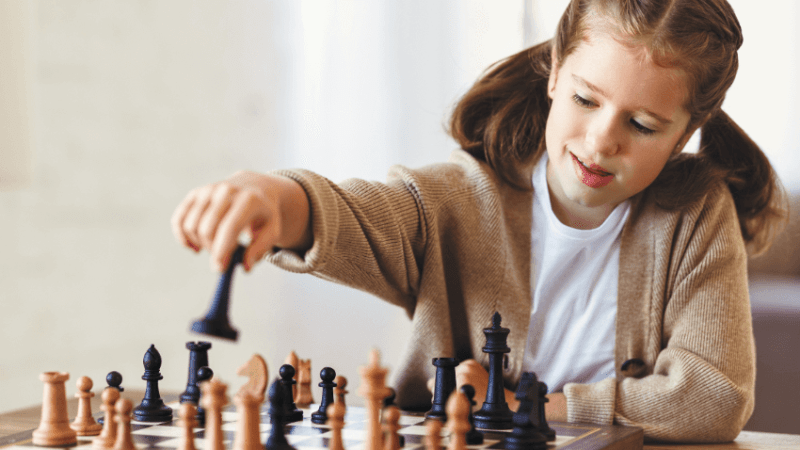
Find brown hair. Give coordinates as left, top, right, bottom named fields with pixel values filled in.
left=448, top=0, right=787, bottom=254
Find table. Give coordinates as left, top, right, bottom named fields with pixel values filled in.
left=1, top=392, right=798, bottom=450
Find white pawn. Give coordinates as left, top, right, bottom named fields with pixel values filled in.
left=445, top=391, right=470, bottom=450
left=179, top=403, right=198, bottom=450
left=382, top=406, right=401, bottom=450
left=71, top=376, right=103, bottom=436
left=113, top=398, right=135, bottom=450
left=201, top=378, right=228, bottom=450
left=232, top=391, right=262, bottom=450
left=93, top=388, right=120, bottom=449
left=327, top=401, right=346, bottom=450
left=425, top=419, right=443, bottom=450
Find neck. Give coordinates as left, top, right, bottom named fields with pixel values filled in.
left=545, top=162, right=617, bottom=230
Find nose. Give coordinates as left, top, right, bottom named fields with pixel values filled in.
left=584, top=112, right=621, bottom=157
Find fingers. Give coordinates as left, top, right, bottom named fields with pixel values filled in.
left=211, top=189, right=275, bottom=272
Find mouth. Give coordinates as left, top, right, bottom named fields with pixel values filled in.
left=570, top=153, right=614, bottom=188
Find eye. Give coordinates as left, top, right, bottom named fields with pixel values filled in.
left=630, top=119, right=656, bottom=136
left=571, top=93, right=595, bottom=108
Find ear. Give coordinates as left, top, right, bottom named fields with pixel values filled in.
left=547, top=45, right=559, bottom=100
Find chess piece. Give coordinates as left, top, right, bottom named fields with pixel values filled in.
left=194, top=366, right=214, bottom=425
left=71, top=376, right=103, bottom=436
left=472, top=312, right=513, bottom=430
left=278, top=365, right=303, bottom=423
left=201, top=378, right=228, bottom=450
left=295, top=358, right=313, bottom=406
left=537, top=381, right=556, bottom=441
left=180, top=341, right=213, bottom=405
left=382, top=388, right=404, bottom=447
left=326, top=401, right=346, bottom=450
left=311, top=367, right=337, bottom=424
left=93, top=387, right=121, bottom=449
left=382, top=406, right=401, bottom=450
left=284, top=351, right=299, bottom=401
left=504, top=372, right=548, bottom=450
left=178, top=402, right=198, bottom=450
left=424, top=419, right=442, bottom=450
left=97, top=371, right=124, bottom=426
left=445, top=391, right=470, bottom=450
left=32, top=372, right=78, bottom=447
left=265, top=378, right=296, bottom=450
left=334, top=375, right=348, bottom=405
left=233, top=390, right=262, bottom=450
left=425, top=357, right=458, bottom=421
left=237, top=354, right=268, bottom=399
left=190, top=244, right=244, bottom=341
left=133, top=344, right=173, bottom=422
left=459, top=385, right=483, bottom=445
left=113, top=398, right=136, bottom=450
left=359, top=349, right=391, bottom=450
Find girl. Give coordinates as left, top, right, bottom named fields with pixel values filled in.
left=171, top=0, right=786, bottom=443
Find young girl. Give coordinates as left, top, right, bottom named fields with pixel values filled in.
left=171, top=0, right=786, bottom=443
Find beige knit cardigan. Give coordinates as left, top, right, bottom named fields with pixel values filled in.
left=266, top=149, right=755, bottom=443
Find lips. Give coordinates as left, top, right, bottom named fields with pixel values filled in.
left=570, top=153, right=614, bottom=188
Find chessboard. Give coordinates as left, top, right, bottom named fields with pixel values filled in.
left=0, top=401, right=642, bottom=450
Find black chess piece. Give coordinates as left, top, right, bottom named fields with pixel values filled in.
left=472, top=312, right=514, bottom=430
left=504, top=372, right=548, bottom=450
left=425, top=357, right=458, bottom=421
left=190, top=244, right=244, bottom=341
left=133, top=344, right=173, bottom=422
left=194, top=366, right=214, bottom=425
left=311, top=367, right=336, bottom=424
left=279, top=364, right=303, bottom=423
left=180, top=341, right=212, bottom=404
left=460, top=385, right=484, bottom=445
left=266, top=378, right=297, bottom=450
left=538, top=381, right=556, bottom=441
left=98, top=371, right=125, bottom=424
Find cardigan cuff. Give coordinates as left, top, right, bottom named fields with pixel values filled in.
left=564, top=378, right=617, bottom=425
left=264, top=168, right=337, bottom=273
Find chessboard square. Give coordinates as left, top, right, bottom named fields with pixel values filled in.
left=293, top=436, right=364, bottom=450
left=283, top=423, right=328, bottom=437
left=221, top=411, right=239, bottom=421
left=340, top=428, right=366, bottom=440
left=398, top=415, right=425, bottom=426
left=132, top=425, right=185, bottom=437
left=554, top=435, right=575, bottom=446
left=131, top=434, right=180, bottom=447
left=194, top=429, right=235, bottom=443
left=399, top=425, right=437, bottom=436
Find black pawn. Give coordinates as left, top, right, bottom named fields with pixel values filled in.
left=472, top=312, right=513, bottom=430
left=279, top=365, right=303, bottom=423
left=266, top=378, right=296, bottom=450
left=425, top=357, right=458, bottom=421
left=311, top=367, right=336, bottom=424
left=98, top=371, right=124, bottom=424
left=194, top=366, right=214, bottom=425
left=538, top=381, right=555, bottom=441
left=133, top=344, right=173, bottom=422
left=180, top=341, right=212, bottom=405
left=504, top=372, right=548, bottom=450
left=190, top=244, right=244, bottom=341
left=460, top=385, right=484, bottom=445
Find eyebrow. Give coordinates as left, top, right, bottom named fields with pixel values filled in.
left=571, top=74, right=674, bottom=126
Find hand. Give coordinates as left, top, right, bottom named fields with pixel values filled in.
left=545, top=392, right=567, bottom=422
left=171, top=171, right=311, bottom=272
left=454, top=359, right=519, bottom=411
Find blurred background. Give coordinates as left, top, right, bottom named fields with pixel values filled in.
left=1, top=0, right=798, bottom=434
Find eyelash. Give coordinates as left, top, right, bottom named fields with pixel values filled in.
left=571, top=94, right=657, bottom=136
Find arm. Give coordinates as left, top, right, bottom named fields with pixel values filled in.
left=565, top=185, right=754, bottom=442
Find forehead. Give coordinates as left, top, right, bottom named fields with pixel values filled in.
left=563, top=31, right=690, bottom=119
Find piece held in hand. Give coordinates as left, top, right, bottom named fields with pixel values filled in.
left=425, top=357, right=458, bottom=421
left=190, top=244, right=245, bottom=341
left=71, top=376, right=103, bottom=436
left=503, top=372, right=548, bottom=450
left=311, top=367, right=337, bottom=424
left=133, top=344, right=173, bottom=422
left=32, top=372, right=78, bottom=447
left=472, top=312, right=514, bottom=430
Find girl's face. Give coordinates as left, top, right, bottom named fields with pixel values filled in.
left=544, top=31, right=692, bottom=228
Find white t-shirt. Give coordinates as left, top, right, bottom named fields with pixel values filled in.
left=521, top=154, right=630, bottom=393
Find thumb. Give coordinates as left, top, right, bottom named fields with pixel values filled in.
left=244, top=227, right=280, bottom=271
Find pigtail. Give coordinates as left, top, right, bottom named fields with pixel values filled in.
left=699, top=109, right=788, bottom=255
left=447, top=41, right=553, bottom=190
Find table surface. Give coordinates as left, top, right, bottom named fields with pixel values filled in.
left=1, top=391, right=798, bottom=450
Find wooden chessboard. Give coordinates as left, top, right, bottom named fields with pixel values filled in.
left=0, top=401, right=642, bottom=450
